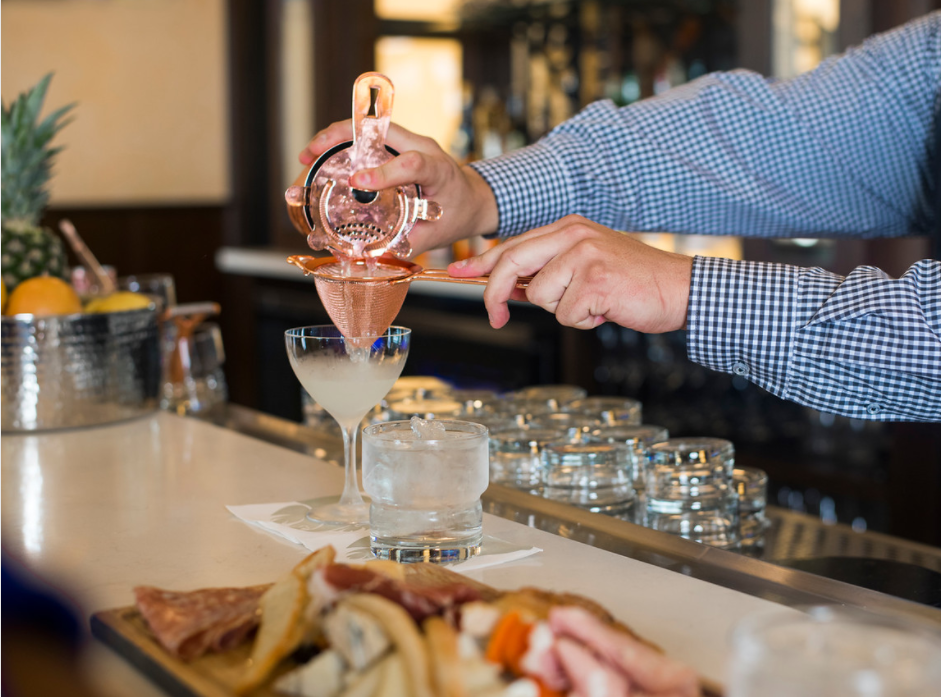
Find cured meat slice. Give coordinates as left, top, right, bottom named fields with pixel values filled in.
left=134, top=584, right=271, bottom=661
left=321, top=564, right=481, bottom=623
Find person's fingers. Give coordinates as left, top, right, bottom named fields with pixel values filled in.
left=550, top=607, right=700, bottom=697
left=556, top=637, right=630, bottom=697
left=481, top=229, right=583, bottom=329
left=448, top=217, right=574, bottom=277
left=299, top=120, right=353, bottom=165
left=300, top=121, right=435, bottom=168
left=349, top=149, right=451, bottom=193
left=538, top=242, right=613, bottom=330
left=384, top=123, right=443, bottom=156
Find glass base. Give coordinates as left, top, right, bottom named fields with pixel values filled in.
left=371, top=535, right=481, bottom=563
left=305, top=499, right=370, bottom=526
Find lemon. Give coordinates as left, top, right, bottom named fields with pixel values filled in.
left=5, top=276, right=83, bottom=317
left=84, top=291, right=153, bottom=314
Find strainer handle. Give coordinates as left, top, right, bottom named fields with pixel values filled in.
left=415, top=268, right=531, bottom=289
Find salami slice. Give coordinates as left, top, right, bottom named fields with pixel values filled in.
left=134, top=584, right=271, bottom=661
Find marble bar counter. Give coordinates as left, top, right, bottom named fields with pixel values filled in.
left=3, top=407, right=940, bottom=697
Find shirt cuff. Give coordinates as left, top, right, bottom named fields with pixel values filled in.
left=469, top=142, right=575, bottom=238
left=686, top=256, right=809, bottom=400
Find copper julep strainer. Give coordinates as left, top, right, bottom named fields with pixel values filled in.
left=284, top=72, right=442, bottom=260
left=287, top=255, right=532, bottom=339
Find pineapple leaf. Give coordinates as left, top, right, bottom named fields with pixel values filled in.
left=22, top=73, right=53, bottom=126
left=1, top=73, right=76, bottom=226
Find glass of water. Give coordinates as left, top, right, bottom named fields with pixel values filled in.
left=728, top=606, right=941, bottom=696
left=362, top=418, right=489, bottom=563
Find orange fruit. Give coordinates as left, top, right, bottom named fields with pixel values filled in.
left=5, top=276, right=83, bottom=317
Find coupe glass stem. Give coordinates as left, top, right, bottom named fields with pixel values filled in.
left=337, top=421, right=365, bottom=508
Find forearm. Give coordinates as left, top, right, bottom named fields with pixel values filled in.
left=686, top=257, right=941, bottom=421
left=472, top=13, right=940, bottom=239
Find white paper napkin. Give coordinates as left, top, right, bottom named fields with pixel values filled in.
left=227, top=500, right=541, bottom=573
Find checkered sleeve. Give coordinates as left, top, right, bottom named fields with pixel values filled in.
left=471, top=12, right=940, bottom=239
left=687, top=256, right=941, bottom=421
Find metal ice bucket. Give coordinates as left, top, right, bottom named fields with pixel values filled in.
left=1, top=307, right=161, bottom=432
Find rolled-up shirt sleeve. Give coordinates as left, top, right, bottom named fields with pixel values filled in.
left=687, top=256, right=941, bottom=421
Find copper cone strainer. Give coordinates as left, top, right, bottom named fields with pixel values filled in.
left=287, top=255, right=532, bottom=340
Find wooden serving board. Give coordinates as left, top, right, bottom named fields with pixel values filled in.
left=90, top=563, right=721, bottom=697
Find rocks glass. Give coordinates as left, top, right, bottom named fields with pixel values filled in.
left=362, top=419, right=489, bottom=562
left=540, top=442, right=636, bottom=515
left=566, top=396, right=643, bottom=426
left=645, top=438, right=738, bottom=548
left=582, top=423, right=670, bottom=491
left=489, top=427, right=566, bottom=487
left=734, top=466, right=769, bottom=547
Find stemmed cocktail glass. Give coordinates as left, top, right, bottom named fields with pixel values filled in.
left=285, top=325, right=411, bottom=525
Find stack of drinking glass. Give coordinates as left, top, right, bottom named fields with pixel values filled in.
left=302, top=377, right=769, bottom=549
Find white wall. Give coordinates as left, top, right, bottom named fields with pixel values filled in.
left=2, top=0, right=230, bottom=206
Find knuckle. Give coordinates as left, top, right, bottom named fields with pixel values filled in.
left=572, top=238, right=606, bottom=262
left=397, top=151, right=424, bottom=173
left=418, top=134, right=440, bottom=152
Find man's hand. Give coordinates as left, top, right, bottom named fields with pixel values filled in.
left=448, top=215, right=693, bottom=334
left=296, top=121, right=498, bottom=256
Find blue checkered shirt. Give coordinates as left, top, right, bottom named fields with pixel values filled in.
left=471, top=12, right=941, bottom=422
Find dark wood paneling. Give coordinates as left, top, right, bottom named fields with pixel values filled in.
left=311, top=0, right=377, bottom=129
left=42, top=206, right=225, bottom=305
left=227, top=0, right=272, bottom=248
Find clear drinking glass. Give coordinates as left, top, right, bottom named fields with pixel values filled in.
left=645, top=438, right=739, bottom=548
left=540, top=442, right=635, bottom=515
left=507, top=384, right=587, bottom=409
left=450, top=388, right=500, bottom=415
left=489, top=427, right=566, bottom=487
left=387, top=396, right=464, bottom=420
left=161, top=321, right=228, bottom=415
left=484, top=397, right=555, bottom=423
left=728, top=607, right=941, bottom=696
left=566, top=396, right=643, bottom=426
left=734, top=467, right=769, bottom=546
left=118, top=273, right=178, bottom=310
left=582, top=423, right=670, bottom=491
left=362, top=419, right=489, bottom=562
left=285, top=325, right=411, bottom=525
left=529, top=412, right=604, bottom=442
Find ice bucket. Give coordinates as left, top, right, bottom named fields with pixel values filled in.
left=1, top=307, right=161, bottom=432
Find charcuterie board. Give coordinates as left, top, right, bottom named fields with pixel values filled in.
left=91, top=562, right=722, bottom=697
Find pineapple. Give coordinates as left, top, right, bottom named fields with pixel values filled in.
left=1, top=73, right=75, bottom=291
